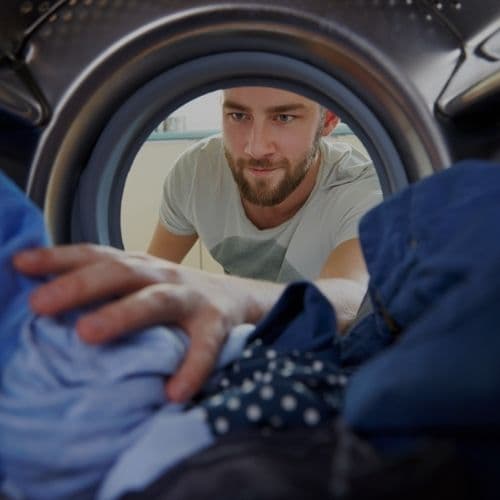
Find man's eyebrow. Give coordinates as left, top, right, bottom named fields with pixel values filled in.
left=223, top=100, right=251, bottom=112
left=266, top=104, right=308, bottom=113
left=223, top=100, right=308, bottom=114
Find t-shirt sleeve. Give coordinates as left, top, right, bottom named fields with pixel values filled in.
left=332, top=169, right=383, bottom=247
left=159, top=150, right=198, bottom=235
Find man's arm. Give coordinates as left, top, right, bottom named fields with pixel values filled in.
left=12, top=245, right=279, bottom=402
left=147, top=221, right=198, bottom=263
left=12, top=240, right=367, bottom=402
left=315, top=238, right=369, bottom=328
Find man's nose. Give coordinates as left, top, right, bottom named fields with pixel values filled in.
left=244, top=121, right=275, bottom=158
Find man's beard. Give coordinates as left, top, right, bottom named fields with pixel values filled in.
left=224, top=133, right=322, bottom=207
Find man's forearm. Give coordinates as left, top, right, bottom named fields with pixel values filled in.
left=212, top=273, right=366, bottom=333
left=210, top=272, right=286, bottom=325
left=315, top=278, right=367, bottom=332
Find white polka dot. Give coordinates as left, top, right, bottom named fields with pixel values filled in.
left=260, top=385, right=274, bottom=400
left=338, top=375, right=348, bottom=385
left=219, top=377, right=230, bottom=388
left=304, top=408, right=321, bottom=426
left=246, top=404, right=262, bottom=422
left=214, top=417, right=229, bottom=434
left=327, top=374, right=338, bottom=385
left=279, top=368, right=294, bottom=378
left=292, top=382, right=306, bottom=393
left=312, top=360, right=324, bottom=372
left=242, top=349, right=253, bottom=358
left=253, top=338, right=263, bottom=346
left=270, top=415, right=283, bottom=428
left=242, top=379, right=255, bottom=393
left=281, top=395, right=297, bottom=411
left=266, top=349, right=277, bottom=360
left=209, top=394, right=224, bottom=407
left=233, top=363, right=240, bottom=373
left=284, top=360, right=295, bottom=371
left=268, top=360, right=278, bottom=370
left=262, top=372, right=273, bottom=383
left=253, top=370, right=263, bottom=381
left=227, top=397, right=241, bottom=411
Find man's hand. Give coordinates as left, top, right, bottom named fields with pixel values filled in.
left=13, top=244, right=270, bottom=402
left=13, top=242, right=366, bottom=402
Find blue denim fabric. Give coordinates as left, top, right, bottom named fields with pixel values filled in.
left=344, top=161, right=500, bottom=432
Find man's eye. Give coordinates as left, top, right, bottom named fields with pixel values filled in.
left=275, top=114, right=295, bottom=124
left=229, top=112, right=248, bottom=122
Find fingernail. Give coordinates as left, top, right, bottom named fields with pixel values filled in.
left=77, top=316, right=109, bottom=342
left=13, top=250, right=38, bottom=265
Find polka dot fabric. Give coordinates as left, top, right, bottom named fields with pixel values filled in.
left=193, top=281, right=349, bottom=437
left=199, top=338, right=348, bottom=436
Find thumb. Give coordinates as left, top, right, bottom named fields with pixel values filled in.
left=166, top=322, right=228, bottom=402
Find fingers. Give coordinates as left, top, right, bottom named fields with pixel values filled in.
left=13, top=244, right=118, bottom=275
left=29, top=262, right=126, bottom=315
left=14, top=244, right=236, bottom=404
left=13, top=245, right=117, bottom=315
left=76, top=284, right=191, bottom=343
left=166, top=320, right=227, bottom=402
left=73, top=282, right=229, bottom=402
left=17, top=248, right=162, bottom=316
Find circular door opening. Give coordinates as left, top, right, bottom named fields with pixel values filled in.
left=71, top=51, right=408, bottom=248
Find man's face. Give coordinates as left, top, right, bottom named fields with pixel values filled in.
left=222, top=87, right=334, bottom=207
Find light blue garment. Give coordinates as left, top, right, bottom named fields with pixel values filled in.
left=0, top=171, right=48, bottom=372
left=0, top=171, right=254, bottom=499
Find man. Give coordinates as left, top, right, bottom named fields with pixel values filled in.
left=148, top=87, right=381, bottom=283
left=12, top=87, right=381, bottom=405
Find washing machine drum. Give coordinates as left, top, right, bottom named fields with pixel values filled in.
left=0, top=0, right=499, bottom=246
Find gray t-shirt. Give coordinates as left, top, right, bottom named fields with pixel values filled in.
left=159, top=135, right=382, bottom=282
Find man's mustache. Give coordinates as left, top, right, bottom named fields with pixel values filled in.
left=238, top=158, right=287, bottom=169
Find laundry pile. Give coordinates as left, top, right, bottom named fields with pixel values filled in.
left=1, top=161, right=499, bottom=500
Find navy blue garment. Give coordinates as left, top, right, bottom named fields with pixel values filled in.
left=246, top=281, right=338, bottom=354
left=198, top=282, right=349, bottom=436
left=343, top=160, right=500, bottom=432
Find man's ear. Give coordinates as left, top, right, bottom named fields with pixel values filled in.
left=322, top=110, right=340, bottom=136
